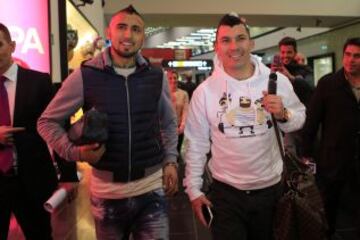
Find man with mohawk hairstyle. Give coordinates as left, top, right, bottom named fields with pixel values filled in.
left=38, top=5, right=178, bottom=240
left=183, top=13, right=305, bottom=240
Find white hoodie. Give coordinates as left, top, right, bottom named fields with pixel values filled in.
left=184, top=54, right=306, bottom=201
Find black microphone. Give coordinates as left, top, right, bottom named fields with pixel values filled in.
left=268, top=72, right=277, bottom=95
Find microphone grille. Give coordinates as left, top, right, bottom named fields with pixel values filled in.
left=269, top=72, right=277, bottom=81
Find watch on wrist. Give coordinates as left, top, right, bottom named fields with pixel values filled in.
left=277, top=108, right=290, bottom=123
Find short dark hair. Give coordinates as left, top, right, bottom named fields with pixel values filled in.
left=216, top=14, right=250, bottom=41
left=110, top=5, right=143, bottom=25
left=343, top=37, right=360, bottom=53
left=0, top=23, right=12, bottom=42
left=278, top=36, right=297, bottom=52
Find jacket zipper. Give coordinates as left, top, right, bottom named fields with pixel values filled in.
left=125, top=76, right=132, bottom=182
left=121, top=64, right=149, bottom=182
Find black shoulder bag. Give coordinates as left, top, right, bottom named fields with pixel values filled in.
left=68, top=107, right=108, bottom=145
left=272, top=115, right=328, bottom=240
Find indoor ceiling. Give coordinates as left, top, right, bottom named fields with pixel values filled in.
left=153, top=27, right=278, bottom=56
left=103, top=0, right=360, bottom=28
left=102, top=0, right=360, bottom=55
left=106, top=14, right=358, bottom=29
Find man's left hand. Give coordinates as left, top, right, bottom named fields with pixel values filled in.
left=163, top=163, right=178, bottom=196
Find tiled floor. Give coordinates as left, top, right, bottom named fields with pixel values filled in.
left=8, top=162, right=211, bottom=240
left=7, top=161, right=358, bottom=240
left=167, top=161, right=211, bottom=240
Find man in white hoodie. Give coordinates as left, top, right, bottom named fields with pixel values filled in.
left=183, top=13, right=306, bottom=240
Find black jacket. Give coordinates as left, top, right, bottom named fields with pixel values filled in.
left=302, top=68, right=360, bottom=182
left=1, top=66, right=58, bottom=201
left=285, top=60, right=314, bottom=88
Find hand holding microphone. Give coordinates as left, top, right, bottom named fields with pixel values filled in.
left=263, top=72, right=288, bottom=121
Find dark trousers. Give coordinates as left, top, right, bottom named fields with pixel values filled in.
left=177, top=134, right=184, bottom=163
left=208, top=179, right=282, bottom=240
left=0, top=176, right=52, bottom=240
left=316, top=175, right=360, bottom=239
left=177, top=134, right=184, bottom=154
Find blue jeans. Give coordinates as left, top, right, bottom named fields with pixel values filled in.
left=90, top=188, right=169, bottom=240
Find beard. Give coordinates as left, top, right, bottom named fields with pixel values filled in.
left=112, top=46, right=139, bottom=59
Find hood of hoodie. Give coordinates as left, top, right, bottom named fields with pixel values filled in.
left=82, top=47, right=149, bottom=71
left=204, top=53, right=273, bottom=108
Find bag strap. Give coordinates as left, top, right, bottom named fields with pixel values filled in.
left=271, top=115, right=286, bottom=161
left=272, top=115, right=308, bottom=187
left=271, top=114, right=293, bottom=187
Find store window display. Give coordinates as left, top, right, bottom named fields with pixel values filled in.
left=67, top=24, right=78, bottom=69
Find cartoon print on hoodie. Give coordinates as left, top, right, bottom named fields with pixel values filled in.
left=217, top=94, right=272, bottom=138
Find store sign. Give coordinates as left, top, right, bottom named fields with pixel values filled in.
left=174, top=49, right=187, bottom=60
left=162, top=60, right=213, bottom=70
left=0, top=0, right=50, bottom=73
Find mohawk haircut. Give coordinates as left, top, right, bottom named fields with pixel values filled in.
left=343, top=37, right=360, bottom=53
left=216, top=13, right=251, bottom=40
left=278, top=36, right=298, bottom=52
left=0, top=23, right=12, bottom=42
left=110, top=4, right=144, bottom=23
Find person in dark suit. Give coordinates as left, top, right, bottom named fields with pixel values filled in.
left=0, top=23, right=58, bottom=240
left=302, top=37, right=360, bottom=238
